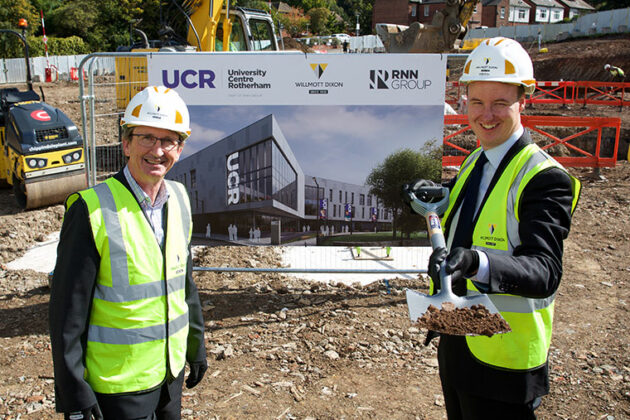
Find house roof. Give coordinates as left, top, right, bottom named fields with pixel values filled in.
left=510, top=0, right=531, bottom=7
left=482, top=0, right=504, bottom=6
left=557, top=0, right=595, bottom=10
left=526, top=0, right=564, bottom=7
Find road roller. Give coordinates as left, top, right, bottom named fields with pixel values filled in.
left=0, top=87, right=87, bottom=209
left=0, top=22, right=87, bottom=209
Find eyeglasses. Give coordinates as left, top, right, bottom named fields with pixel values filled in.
left=130, top=133, right=182, bottom=151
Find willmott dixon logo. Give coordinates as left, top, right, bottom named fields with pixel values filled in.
left=488, top=224, right=496, bottom=235
left=310, top=63, right=328, bottom=79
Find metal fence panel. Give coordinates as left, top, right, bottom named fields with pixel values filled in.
left=466, top=8, right=630, bottom=42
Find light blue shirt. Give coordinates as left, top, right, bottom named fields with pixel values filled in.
left=123, top=165, right=169, bottom=247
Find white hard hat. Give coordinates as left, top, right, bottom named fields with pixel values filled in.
left=604, top=64, right=611, bottom=70
left=460, top=37, right=536, bottom=95
left=121, top=86, right=191, bottom=140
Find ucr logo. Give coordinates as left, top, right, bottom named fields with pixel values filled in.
left=226, top=152, right=240, bottom=205
left=30, top=110, right=51, bottom=121
left=162, top=69, right=216, bottom=89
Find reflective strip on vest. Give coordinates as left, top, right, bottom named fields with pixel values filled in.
left=80, top=178, right=192, bottom=394
left=88, top=312, right=188, bottom=345
left=444, top=143, right=580, bottom=371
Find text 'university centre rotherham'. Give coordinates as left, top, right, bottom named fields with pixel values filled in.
left=167, top=114, right=392, bottom=240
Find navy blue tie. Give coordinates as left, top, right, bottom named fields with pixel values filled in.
left=451, top=152, right=488, bottom=249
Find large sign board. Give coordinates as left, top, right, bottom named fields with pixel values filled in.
left=147, top=53, right=445, bottom=245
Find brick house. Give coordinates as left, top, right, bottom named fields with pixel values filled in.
left=372, top=0, right=484, bottom=30
left=481, top=0, right=511, bottom=27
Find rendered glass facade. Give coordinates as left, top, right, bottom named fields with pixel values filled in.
left=237, top=139, right=298, bottom=210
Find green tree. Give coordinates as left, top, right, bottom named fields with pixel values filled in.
left=0, top=0, right=40, bottom=58
left=589, top=0, right=628, bottom=10
left=366, top=141, right=443, bottom=239
left=307, top=7, right=330, bottom=35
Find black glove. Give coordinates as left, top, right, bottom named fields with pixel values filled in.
left=185, top=359, right=208, bottom=389
left=423, top=330, right=440, bottom=346
left=427, top=247, right=448, bottom=291
left=65, top=404, right=103, bottom=420
left=445, top=247, right=480, bottom=280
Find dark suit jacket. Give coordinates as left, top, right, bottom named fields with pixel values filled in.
left=438, top=130, right=576, bottom=403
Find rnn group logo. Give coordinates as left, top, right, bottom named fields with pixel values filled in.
left=369, top=69, right=432, bottom=90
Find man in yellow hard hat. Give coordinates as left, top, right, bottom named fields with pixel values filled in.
left=426, top=37, right=581, bottom=418
left=50, top=86, right=207, bottom=420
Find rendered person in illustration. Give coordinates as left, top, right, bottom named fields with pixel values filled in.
left=49, top=86, right=207, bottom=420
left=249, top=227, right=254, bottom=240
left=205, top=223, right=211, bottom=239
left=425, top=37, right=581, bottom=418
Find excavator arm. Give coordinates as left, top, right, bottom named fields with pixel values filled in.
left=376, top=0, right=479, bottom=53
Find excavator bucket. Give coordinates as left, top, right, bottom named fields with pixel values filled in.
left=376, top=0, right=479, bottom=54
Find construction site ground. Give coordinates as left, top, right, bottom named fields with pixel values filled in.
left=0, top=36, right=629, bottom=419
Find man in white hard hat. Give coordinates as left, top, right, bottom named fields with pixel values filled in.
left=426, top=37, right=581, bottom=418
left=50, top=86, right=207, bottom=420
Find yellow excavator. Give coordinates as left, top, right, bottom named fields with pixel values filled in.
left=1, top=21, right=87, bottom=209
left=376, top=0, right=479, bottom=53
left=116, top=0, right=279, bottom=110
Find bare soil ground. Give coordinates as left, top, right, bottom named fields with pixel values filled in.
left=0, top=36, right=629, bottom=419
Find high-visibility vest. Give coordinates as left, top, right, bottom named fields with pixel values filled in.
left=443, top=144, right=580, bottom=370
left=74, top=177, right=192, bottom=394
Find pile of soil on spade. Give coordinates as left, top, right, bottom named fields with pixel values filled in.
left=416, top=302, right=512, bottom=337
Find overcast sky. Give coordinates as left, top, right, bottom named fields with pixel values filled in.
left=184, top=105, right=443, bottom=186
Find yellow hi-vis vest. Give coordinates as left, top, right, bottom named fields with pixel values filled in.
left=74, top=177, right=192, bottom=394
left=443, top=144, right=580, bottom=371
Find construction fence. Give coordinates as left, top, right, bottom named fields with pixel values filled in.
left=446, top=80, right=630, bottom=108
left=443, top=114, right=621, bottom=168
left=466, top=7, right=630, bottom=44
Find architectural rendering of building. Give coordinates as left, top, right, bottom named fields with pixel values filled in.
left=167, top=114, right=391, bottom=242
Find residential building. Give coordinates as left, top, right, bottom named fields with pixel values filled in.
left=481, top=0, right=511, bottom=27
left=524, top=0, right=565, bottom=24
left=372, top=0, right=483, bottom=31
left=556, top=0, right=595, bottom=20
left=509, top=0, right=532, bottom=24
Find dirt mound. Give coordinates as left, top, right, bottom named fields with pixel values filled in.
left=530, top=35, right=630, bottom=82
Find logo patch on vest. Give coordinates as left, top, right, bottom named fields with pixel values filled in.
left=479, top=223, right=505, bottom=247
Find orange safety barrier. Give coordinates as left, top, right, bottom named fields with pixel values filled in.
left=575, top=81, right=629, bottom=108
left=445, top=81, right=465, bottom=105
left=445, top=80, right=629, bottom=108
left=443, top=115, right=620, bottom=168
left=527, top=81, right=576, bottom=106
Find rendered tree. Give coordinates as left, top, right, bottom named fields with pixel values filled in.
left=366, top=141, right=442, bottom=239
